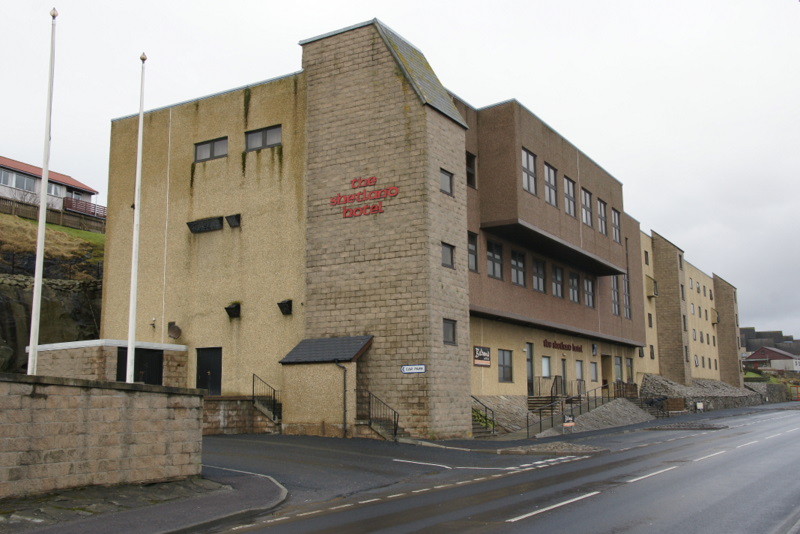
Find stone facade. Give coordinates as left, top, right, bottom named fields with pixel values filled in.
left=0, top=373, right=202, bottom=499
left=714, top=276, right=744, bottom=387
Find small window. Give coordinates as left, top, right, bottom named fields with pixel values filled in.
left=498, top=349, right=513, bottom=382
left=569, top=272, right=580, bottom=303
left=685, top=346, right=689, bottom=362
left=690, top=278, right=694, bottom=289
left=709, top=289, right=714, bottom=301
left=681, top=284, right=685, bottom=300
left=694, top=355, right=699, bottom=367
left=650, top=345, right=655, bottom=360
left=0, top=169, right=11, bottom=186
left=590, top=361, right=598, bottom=382
left=533, top=260, right=546, bottom=293
left=441, top=242, right=455, bottom=268
left=466, top=152, right=477, bottom=189
left=468, top=232, right=478, bottom=272
left=612, top=276, right=620, bottom=315
left=611, top=208, right=621, bottom=243
left=683, top=315, right=687, bottom=331
left=644, top=250, right=649, bottom=265
left=623, top=275, right=631, bottom=319
left=703, top=285, right=707, bottom=296
left=691, top=303, right=695, bottom=315
left=487, top=241, right=503, bottom=279
left=581, top=189, right=593, bottom=227
left=584, top=278, right=595, bottom=308
left=552, top=267, right=564, bottom=298
left=693, top=329, right=697, bottom=341
left=195, top=137, right=228, bottom=162
left=440, top=168, right=453, bottom=196
left=246, top=125, right=282, bottom=151
left=511, top=251, right=526, bottom=286
left=564, top=177, right=576, bottom=217
left=648, top=313, right=653, bottom=328
left=544, top=164, right=558, bottom=206
left=443, top=319, right=457, bottom=345
left=542, top=356, right=551, bottom=378
left=522, top=148, right=536, bottom=194
left=597, top=199, right=608, bottom=235
left=47, top=182, right=64, bottom=196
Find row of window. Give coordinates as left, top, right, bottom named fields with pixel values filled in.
left=694, top=355, right=718, bottom=370
left=688, top=277, right=714, bottom=300
left=690, top=303, right=715, bottom=323
left=195, top=125, right=282, bottom=162
left=0, top=169, right=36, bottom=193
left=692, top=328, right=717, bottom=346
left=521, top=148, right=621, bottom=243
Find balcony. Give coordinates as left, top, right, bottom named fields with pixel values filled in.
left=64, top=197, right=106, bottom=219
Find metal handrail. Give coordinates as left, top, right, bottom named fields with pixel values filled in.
left=252, top=374, right=281, bottom=422
left=362, top=391, right=399, bottom=440
left=527, top=383, right=612, bottom=438
left=471, top=396, right=496, bottom=435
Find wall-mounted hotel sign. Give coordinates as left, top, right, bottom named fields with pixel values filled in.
left=473, top=346, right=491, bottom=367
left=330, top=176, right=400, bottom=218
left=543, top=339, right=583, bottom=352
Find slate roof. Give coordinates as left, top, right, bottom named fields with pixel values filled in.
left=0, top=155, right=98, bottom=194
left=280, top=335, right=374, bottom=364
left=300, top=19, right=467, bottom=129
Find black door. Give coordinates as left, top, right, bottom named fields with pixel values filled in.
left=196, top=347, right=222, bottom=395
left=116, top=348, right=163, bottom=385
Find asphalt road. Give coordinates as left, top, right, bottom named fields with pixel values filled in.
left=204, top=406, right=800, bottom=533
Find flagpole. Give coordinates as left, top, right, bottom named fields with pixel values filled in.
left=126, top=53, right=147, bottom=383
left=28, top=8, right=59, bottom=375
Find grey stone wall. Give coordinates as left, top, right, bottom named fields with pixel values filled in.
left=0, top=373, right=202, bottom=499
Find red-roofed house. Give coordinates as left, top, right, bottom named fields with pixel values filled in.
left=744, top=346, right=800, bottom=372
left=0, top=156, right=104, bottom=218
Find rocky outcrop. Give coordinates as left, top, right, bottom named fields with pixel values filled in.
left=641, top=373, right=762, bottom=411
left=0, top=274, right=101, bottom=372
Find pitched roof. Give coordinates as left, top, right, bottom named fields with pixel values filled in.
left=747, top=346, right=799, bottom=360
left=280, top=336, right=374, bottom=365
left=0, top=156, right=98, bottom=194
left=300, top=19, right=467, bottom=129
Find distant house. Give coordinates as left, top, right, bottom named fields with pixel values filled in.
left=744, top=346, right=800, bottom=372
left=0, top=155, right=104, bottom=218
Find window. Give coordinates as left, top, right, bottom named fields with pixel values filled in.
left=693, top=329, right=697, bottom=341
left=703, top=285, right=707, bottom=296
left=685, top=346, right=689, bottom=362
left=700, top=331, right=704, bottom=343
left=644, top=250, right=649, bottom=265
left=533, top=260, right=546, bottom=293
left=68, top=190, right=83, bottom=201
left=569, top=272, right=580, bottom=303
left=697, top=284, right=701, bottom=294
left=623, top=275, right=631, bottom=319
left=648, top=313, right=653, bottom=328
left=498, top=349, right=513, bottom=382
left=713, top=336, right=716, bottom=347
left=650, top=345, right=655, bottom=359
left=564, top=177, right=576, bottom=217
left=466, top=152, right=477, bottom=188
left=511, top=251, right=526, bottom=286
left=614, top=356, right=623, bottom=381
left=542, top=356, right=551, bottom=377
left=691, top=303, right=695, bottom=315
left=0, top=169, right=11, bottom=186
left=441, top=243, right=455, bottom=268
left=681, top=284, right=685, bottom=300
left=709, top=289, right=714, bottom=301
left=581, top=189, right=593, bottom=226
left=468, top=233, right=478, bottom=272
left=245, top=125, right=281, bottom=151
left=552, top=267, right=563, bottom=298
left=702, top=356, right=706, bottom=368
left=690, top=278, right=693, bottom=289
left=522, top=148, right=536, bottom=194
left=679, top=254, right=683, bottom=270
left=544, top=164, right=558, bottom=206
left=626, top=358, right=634, bottom=382
left=584, top=278, right=595, bottom=308
left=13, top=173, right=36, bottom=192
left=597, top=199, right=608, bottom=235
left=575, top=360, right=584, bottom=381
left=611, top=208, right=621, bottom=243
left=683, top=315, right=687, bottom=331
left=487, top=241, right=503, bottom=279
left=195, top=137, right=228, bottom=162
left=612, top=276, right=620, bottom=315
left=440, top=168, right=453, bottom=196
left=47, top=182, right=64, bottom=196
left=590, top=361, right=598, bottom=382
left=443, top=319, right=457, bottom=345
left=715, top=359, right=718, bottom=370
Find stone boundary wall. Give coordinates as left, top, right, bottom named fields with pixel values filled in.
left=744, top=382, right=790, bottom=404
left=0, top=373, right=203, bottom=499
left=202, top=396, right=277, bottom=435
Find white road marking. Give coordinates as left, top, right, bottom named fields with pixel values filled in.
left=387, top=493, right=406, bottom=498
left=507, top=492, right=601, bottom=523
left=764, top=433, right=782, bottom=440
left=736, top=441, right=758, bottom=449
left=412, top=488, right=431, bottom=493
left=359, top=498, right=380, bottom=504
left=693, top=451, right=727, bottom=462
left=329, top=504, right=353, bottom=510
left=297, top=510, right=322, bottom=517
left=393, top=459, right=452, bottom=469
left=627, top=466, right=678, bottom=483
left=786, top=427, right=800, bottom=433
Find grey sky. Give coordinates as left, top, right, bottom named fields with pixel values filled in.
left=3, top=1, right=798, bottom=337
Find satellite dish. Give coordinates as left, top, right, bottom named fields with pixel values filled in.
left=167, top=322, right=182, bottom=339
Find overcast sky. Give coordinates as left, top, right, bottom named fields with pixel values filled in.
left=3, top=1, right=798, bottom=338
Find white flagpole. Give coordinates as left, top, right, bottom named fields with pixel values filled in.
left=126, top=53, right=147, bottom=383
left=28, top=8, right=59, bottom=376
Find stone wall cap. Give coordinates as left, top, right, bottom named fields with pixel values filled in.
left=29, top=339, right=188, bottom=353
left=0, top=372, right=204, bottom=396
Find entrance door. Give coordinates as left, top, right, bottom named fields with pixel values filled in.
left=116, top=348, right=163, bottom=385
left=526, top=343, right=534, bottom=396
left=196, top=347, right=222, bottom=395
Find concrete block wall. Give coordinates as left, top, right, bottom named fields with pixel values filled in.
left=301, top=23, right=470, bottom=438
left=0, top=373, right=202, bottom=499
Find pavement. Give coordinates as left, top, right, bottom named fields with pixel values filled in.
left=2, top=401, right=797, bottom=534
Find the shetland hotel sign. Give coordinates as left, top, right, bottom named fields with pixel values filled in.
left=330, top=176, right=399, bottom=218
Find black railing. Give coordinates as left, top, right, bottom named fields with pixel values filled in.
left=635, top=396, right=670, bottom=418
left=252, top=374, right=281, bottom=422
left=360, top=391, right=399, bottom=440
left=527, top=383, right=612, bottom=438
left=471, top=396, right=496, bottom=435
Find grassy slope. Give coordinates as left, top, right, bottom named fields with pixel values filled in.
left=0, top=212, right=104, bottom=263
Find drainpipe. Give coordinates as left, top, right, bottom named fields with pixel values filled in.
left=334, top=360, right=347, bottom=438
